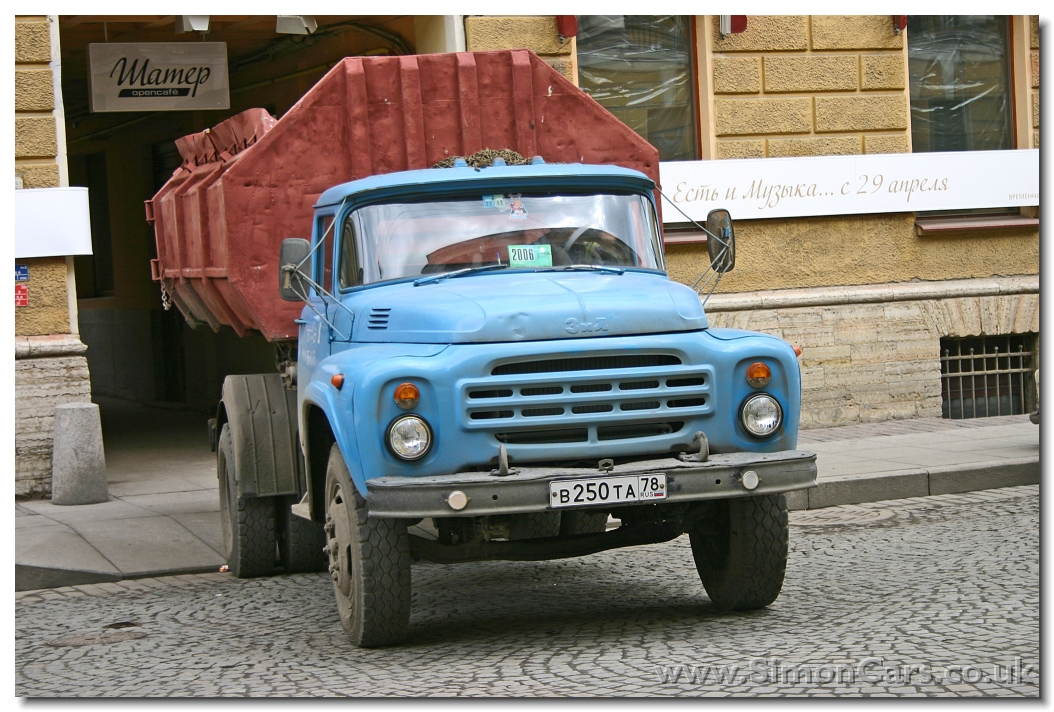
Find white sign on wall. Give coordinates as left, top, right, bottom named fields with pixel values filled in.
left=659, top=149, right=1039, bottom=222
left=88, top=42, right=229, bottom=112
left=15, top=188, right=93, bottom=258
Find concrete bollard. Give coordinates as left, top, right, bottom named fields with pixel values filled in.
left=51, top=402, right=108, bottom=505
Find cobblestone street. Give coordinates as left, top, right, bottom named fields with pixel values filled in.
left=16, top=486, right=1039, bottom=697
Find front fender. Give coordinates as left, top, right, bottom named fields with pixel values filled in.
left=301, top=368, right=367, bottom=498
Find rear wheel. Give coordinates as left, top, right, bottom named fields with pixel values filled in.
left=278, top=496, right=328, bottom=573
left=324, top=444, right=411, bottom=647
left=217, top=423, right=276, bottom=577
left=689, top=494, right=788, bottom=611
left=509, top=511, right=562, bottom=540
left=560, top=509, right=609, bottom=536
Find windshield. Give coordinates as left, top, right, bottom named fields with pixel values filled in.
left=352, top=192, right=663, bottom=284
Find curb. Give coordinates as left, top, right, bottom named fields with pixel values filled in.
left=787, top=456, right=1040, bottom=511
left=15, top=563, right=223, bottom=593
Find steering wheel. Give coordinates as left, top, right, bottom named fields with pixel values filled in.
left=563, top=228, right=634, bottom=266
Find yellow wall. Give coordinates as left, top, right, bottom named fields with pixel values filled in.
left=710, top=15, right=910, bottom=159
left=666, top=214, right=1039, bottom=293
left=15, top=15, right=72, bottom=337
left=464, top=16, right=577, bottom=84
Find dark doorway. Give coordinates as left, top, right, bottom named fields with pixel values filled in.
left=69, top=152, right=115, bottom=298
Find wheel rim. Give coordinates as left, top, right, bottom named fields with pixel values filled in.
left=326, top=480, right=354, bottom=600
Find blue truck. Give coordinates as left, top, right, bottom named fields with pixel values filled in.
left=211, top=156, right=817, bottom=647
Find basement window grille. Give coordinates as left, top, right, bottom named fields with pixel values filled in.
left=940, top=334, right=1037, bottom=419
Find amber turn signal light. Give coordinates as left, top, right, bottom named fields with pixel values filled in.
left=331, top=374, right=345, bottom=390
left=394, top=382, right=420, bottom=409
left=792, top=345, right=802, bottom=357
left=746, top=362, right=771, bottom=388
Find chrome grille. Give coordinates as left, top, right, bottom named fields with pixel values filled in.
left=492, top=354, right=681, bottom=376
left=461, top=355, right=713, bottom=444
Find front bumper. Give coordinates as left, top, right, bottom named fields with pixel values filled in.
left=366, top=449, right=816, bottom=519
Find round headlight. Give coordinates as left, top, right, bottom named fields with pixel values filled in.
left=387, top=415, right=432, bottom=461
left=740, top=393, right=782, bottom=437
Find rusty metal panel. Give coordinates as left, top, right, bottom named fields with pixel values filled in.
left=150, top=50, right=659, bottom=342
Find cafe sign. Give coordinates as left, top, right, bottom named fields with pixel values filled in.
left=659, top=149, right=1040, bottom=222
left=88, top=43, right=229, bottom=112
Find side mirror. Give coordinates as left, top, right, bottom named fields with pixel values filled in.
left=279, top=238, right=311, bottom=302
left=706, top=209, right=735, bottom=273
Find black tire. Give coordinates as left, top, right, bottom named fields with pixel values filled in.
left=217, top=423, right=276, bottom=578
left=689, top=494, right=788, bottom=611
left=509, top=511, right=562, bottom=540
left=278, top=496, right=328, bottom=574
left=324, top=444, right=411, bottom=647
left=560, top=509, right=609, bottom=536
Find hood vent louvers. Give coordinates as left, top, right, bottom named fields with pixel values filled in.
left=367, top=308, right=392, bottom=330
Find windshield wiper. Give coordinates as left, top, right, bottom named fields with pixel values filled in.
left=413, top=263, right=509, bottom=286
left=537, top=265, right=625, bottom=275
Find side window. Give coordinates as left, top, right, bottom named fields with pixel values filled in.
left=338, top=214, right=362, bottom=290
left=314, top=215, right=334, bottom=295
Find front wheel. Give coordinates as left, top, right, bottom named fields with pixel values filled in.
left=689, top=494, right=788, bottom=611
left=324, top=444, right=411, bottom=647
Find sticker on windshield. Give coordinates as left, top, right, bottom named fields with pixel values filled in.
left=507, top=244, right=552, bottom=269
left=482, top=195, right=496, bottom=209
left=493, top=195, right=508, bottom=210
left=509, top=194, right=528, bottom=220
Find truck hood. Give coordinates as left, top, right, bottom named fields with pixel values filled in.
left=348, top=271, right=707, bottom=343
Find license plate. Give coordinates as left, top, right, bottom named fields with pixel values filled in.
left=549, top=474, right=666, bottom=509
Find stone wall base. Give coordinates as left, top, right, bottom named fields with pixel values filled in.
left=706, top=279, right=1039, bottom=429
left=15, top=347, right=93, bottom=497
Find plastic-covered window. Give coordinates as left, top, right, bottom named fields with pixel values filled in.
left=576, top=16, right=698, bottom=161
left=908, top=16, right=1014, bottom=153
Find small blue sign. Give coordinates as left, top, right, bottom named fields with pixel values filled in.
left=15, top=265, right=28, bottom=282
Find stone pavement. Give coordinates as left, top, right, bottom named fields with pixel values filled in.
left=14, top=398, right=1039, bottom=591
left=15, top=486, right=1040, bottom=696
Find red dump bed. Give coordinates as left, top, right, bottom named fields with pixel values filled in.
left=148, top=50, right=660, bottom=342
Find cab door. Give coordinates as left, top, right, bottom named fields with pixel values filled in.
left=297, top=213, right=335, bottom=388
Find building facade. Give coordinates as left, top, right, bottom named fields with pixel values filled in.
left=15, top=16, right=93, bottom=496
left=469, top=14, right=1040, bottom=428
left=13, top=15, right=1040, bottom=495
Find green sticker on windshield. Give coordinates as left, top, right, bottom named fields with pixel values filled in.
left=507, top=244, right=552, bottom=269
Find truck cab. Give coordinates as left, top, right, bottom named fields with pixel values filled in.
left=220, top=157, right=816, bottom=646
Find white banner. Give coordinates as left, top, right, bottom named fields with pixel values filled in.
left=659, top=149, right=1039, bottom=222
left=15, top=188, right=93, bottom=258
left=88, top=43, right=229, bottom=112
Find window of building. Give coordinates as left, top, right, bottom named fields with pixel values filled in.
left=940, top=333, right=1037, bottom=419
left=908, top=15, right=1031, bottom=226
left=908, top=16, right=1014, bottom=153
left=576, top=15, right=699, bottom=161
